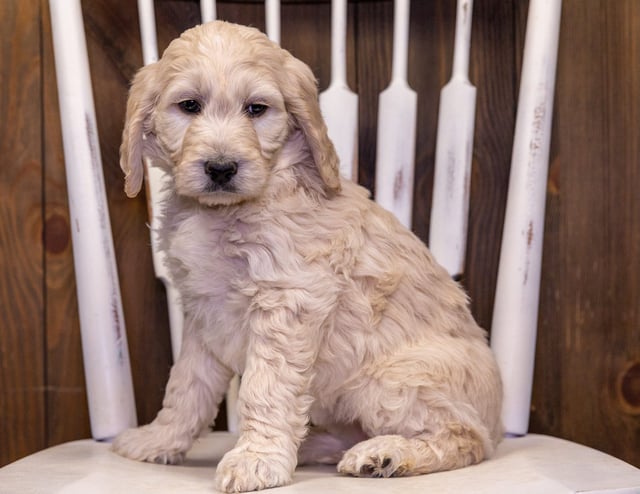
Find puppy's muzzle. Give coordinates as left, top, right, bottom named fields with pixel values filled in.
left=204, top=160, right=238, bottom=186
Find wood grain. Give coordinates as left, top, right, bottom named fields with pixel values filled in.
left=354, top=0, right=393, bottom=195
left=1, top=0, right=639, bottom=469
left=0, top=0, right=46, bottom=465
left=531, top=0, right=640, bottom=466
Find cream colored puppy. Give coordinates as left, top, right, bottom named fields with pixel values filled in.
left=112, top=20, right=503, bottom=493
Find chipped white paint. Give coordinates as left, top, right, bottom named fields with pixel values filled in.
left=50, top=0, right=136, bottom=440
left=375, top=0, right=417, bottom=228
left=319, top=0, right=359, bottom=181
left=429, top=0, right=476, bottom=279
left=200, top=0, right=216, bottom=23
left=490, top=0, right=562, bottom=436
left=265, top=0, right=280, bottom=44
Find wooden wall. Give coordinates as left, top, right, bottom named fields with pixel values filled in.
left=1, top=0, right=639, bottom=468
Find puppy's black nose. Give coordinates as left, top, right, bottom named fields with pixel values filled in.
left=204, top=160, right=238, bottom=185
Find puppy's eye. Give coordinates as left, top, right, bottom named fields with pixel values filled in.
left=178, top=99, right=202, bottom=114
left=244, top=103, right=267, bottom=118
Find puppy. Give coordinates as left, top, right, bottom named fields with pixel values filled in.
left=112, top=20, right=503, bottom=493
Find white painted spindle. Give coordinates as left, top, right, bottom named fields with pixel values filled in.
left=320, top=0, right=358, bottom=181
left=265, top=0, right=280, bottom=44
left=429, top=0, right=476, bottom=279
left=490, top=0, right=562, bottom=436
left=201, top=0, right=216, bottom=23
left=49, top=0, right=137, bottom=440
left=374, top=0, right=417, bottom=228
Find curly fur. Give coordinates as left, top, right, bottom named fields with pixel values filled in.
left=112, top=20, right=503, bottom=493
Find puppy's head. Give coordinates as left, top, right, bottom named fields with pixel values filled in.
left=120, top=21, right=340, bottom=205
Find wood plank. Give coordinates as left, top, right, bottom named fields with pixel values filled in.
left=354, top=1, right=393, bottom=195
left=603, top=6, right=640, bottom=460
left=279, top=1, right=333, bottom=92
left=0, top=0, right=45, bottom=466
left=551, top=0, right=613, bottom=456
left=531, top=0, right=640, bottom=467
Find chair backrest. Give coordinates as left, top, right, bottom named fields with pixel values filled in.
left=48, top=0, right=561, bottom=442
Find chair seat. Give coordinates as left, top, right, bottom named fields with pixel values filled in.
left=1, top=432, right=639, bottom=493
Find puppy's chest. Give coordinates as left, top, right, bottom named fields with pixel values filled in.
left=167, top=213, right=254, bottom=306
left=165, top=210, right=311, bottom=326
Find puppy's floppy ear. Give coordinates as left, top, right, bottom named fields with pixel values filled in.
left=280, top=54, right=341, bottom=194
left=120, top=63, right=160, bottom=198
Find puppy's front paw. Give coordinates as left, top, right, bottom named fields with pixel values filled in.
left=111, top=424, right=189, bottom=465
left=215, top=447, right=292, bottom=493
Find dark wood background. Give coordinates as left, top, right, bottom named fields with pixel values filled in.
left=1, top=0, right=639, bottom=468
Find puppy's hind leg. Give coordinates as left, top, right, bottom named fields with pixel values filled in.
left=337, top=423, right=486, bottom=478
left=112, top=321, right=233, bottom=465
left=336, top=343, right=500, bottom=478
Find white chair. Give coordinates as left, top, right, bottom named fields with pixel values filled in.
left=2, top=1, right=639, bottom=493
